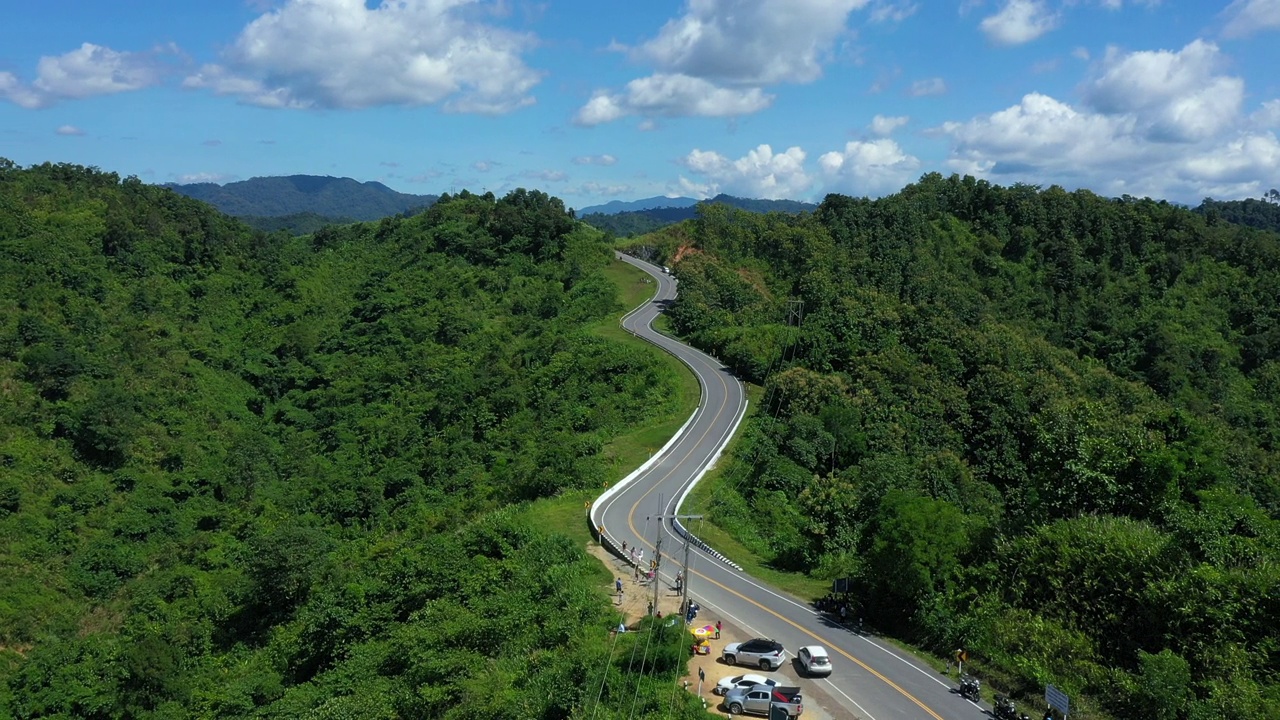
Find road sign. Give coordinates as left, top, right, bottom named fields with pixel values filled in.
left=955, top=649, right=968, bottom=662
left=832, top=577, right=850, bottom=593
left=698, top=667, right=705, bottom=682
left=1045, top=685, right=1069, bottom=717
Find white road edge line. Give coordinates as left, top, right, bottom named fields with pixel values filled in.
left=820, top=678, right=879, bottom=720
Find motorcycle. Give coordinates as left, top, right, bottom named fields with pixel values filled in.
left=958, top=674, right=980, bottom=702
left=992, top=694, right=1018, bottom=720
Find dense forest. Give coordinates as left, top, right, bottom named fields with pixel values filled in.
left=164, top=175, right=437, bottom=222
left=628, top=176, right=1280, bottom=720
left=1195, top=192, right=1280, bottom=234
left=237, top=212, right=359, bottom=236
left=0, top=159, right=701, bottom=718
left=582, top=194, right=817, bottom=238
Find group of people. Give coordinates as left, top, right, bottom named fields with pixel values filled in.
left=814, top=593, right=863, bottom=630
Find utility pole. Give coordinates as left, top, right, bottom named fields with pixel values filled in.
left=650, top=511, right=704, bottom=620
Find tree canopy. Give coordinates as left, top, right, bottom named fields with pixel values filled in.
left=0, top=160, right=699, bottom=719
left=632, top=174, right=1280, bottom=720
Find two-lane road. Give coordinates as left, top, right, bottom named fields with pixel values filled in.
left=593, top=255, right=988, bottom=720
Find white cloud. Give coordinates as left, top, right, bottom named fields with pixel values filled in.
left=572, top=154, right=618, bottom=166
left=870, top=114, right=910, bottom=135
left=908, top=77, right=947, bottom=96
left=677, top=144, right=812, bottom=199
left=578, top=0, right=867, bottom=124
left=1072, top=46, right=1091, bottom=61
left=473, top=160, right=497, bottom=173
left=938, top=85, right=1280, bottom=202
left=980, top=0, right=1059, bottom=46
left=173, top=172, right=235, bottom=184
left=184, top=0, right=540, bottom=113
left=869, top=1, right=918, bottom=23
left=521, top=169, right=568, bottom=183
left=819, top=138, right=921, bottom=195
left=1083, top=40, right=1243, bottom=142
left=575, top=74, right=772, bottom=126
left=572, top=181, right=635, bottom=197
left=1, top=43, right=174, bottom=108
left=633, top=0, right=869, bottom=85
left=1252, top=99, right=1280, bottom=128
left=55, top=125, right=85, bottom=136
left=1221, top=0, right=1280, bottom=38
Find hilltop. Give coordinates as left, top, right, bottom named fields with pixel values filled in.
left=582, top=193, right=817, bottom=236
left=164, top=174, right=437, bottom=223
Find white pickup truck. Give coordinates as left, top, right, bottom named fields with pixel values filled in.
left=723, top=684, right=804, bottom=717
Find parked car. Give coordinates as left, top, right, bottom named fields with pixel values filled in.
left=714, top=673, right=780, bottom=696
left=724, top=684, right=803, bottom=717
left=797, top=645, right=832, bottom=676
left=722, top=638, right=787, bottom=670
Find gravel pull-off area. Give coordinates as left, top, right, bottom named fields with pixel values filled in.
left=589, top=543, right=852, bottom=719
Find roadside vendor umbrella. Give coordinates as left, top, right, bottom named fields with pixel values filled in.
left=692, top=625, right=715, bottom=639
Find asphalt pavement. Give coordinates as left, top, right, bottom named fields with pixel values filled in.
left=593, top=254, right=991, bottom=720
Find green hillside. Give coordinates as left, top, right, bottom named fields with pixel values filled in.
left=632, top=176, right=1280, bottom=720
left=0, top=160, right=701, bottom=718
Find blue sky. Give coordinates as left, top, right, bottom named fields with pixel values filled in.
left=2, top=0, right=1278, bottom=209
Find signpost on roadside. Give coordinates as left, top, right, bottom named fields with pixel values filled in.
left=698, top=667, right=705, bottom=696
left=1045, top=684, right=1069, bottom=720
left=955, top=649, right=968, bottom=677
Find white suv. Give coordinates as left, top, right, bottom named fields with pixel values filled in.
left=797, top=645, right=832, bottom=676
left=722, top=638, right=787, bottom=671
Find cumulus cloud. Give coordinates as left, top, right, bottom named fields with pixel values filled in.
left=572, top=154, right=618, bottom=166
left=980, top=0, right=1059, bottom=45
left=575, top=74, right=772, bottom=126
left=870, top=114, right=909, bottom=135
left=578, top=0, right=868, bottom=124
left=1, top=43, right=176, bottom=108
left=676, top=144, right=812, bottom=199
left=819, top=138, right=921, bottom=195
left=908, top=77, right=947, bottom=96
left=1083, top=40, right=1243, bottom=142
left=183, top=0, right=540, bottom=113
left=1220, top=0, right=1280, bottom=38
left=55, top=125, right=85, bottom=136
left=937, top=42, right=1280, bottom=204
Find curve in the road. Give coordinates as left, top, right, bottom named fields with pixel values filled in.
left=591, top=254, right=986, bottom=720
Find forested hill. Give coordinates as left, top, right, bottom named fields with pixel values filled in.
left=0, top=160, right=699, bottom=718
left=165, top=174, right=437, bottom=221
left=631, top=175, right=1280, bottom=720
left=582, top=193, right=817, bottom=237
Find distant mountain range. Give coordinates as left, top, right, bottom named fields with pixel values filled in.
left=579, top=194, right=818, bottom=236
left=577, top=196, right=700, bottom=215
left=164, top=175, right=438, bottom=226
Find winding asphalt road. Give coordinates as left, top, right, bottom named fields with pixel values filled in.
left=593, top=254, right=991, bottom=720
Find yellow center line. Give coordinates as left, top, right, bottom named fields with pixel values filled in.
left=614, top=260, right=946, bottom=720
left=692, top=568, right=946, bottom=720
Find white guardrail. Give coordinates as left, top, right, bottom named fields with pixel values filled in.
left=589, top=255, right=746, bottom=572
